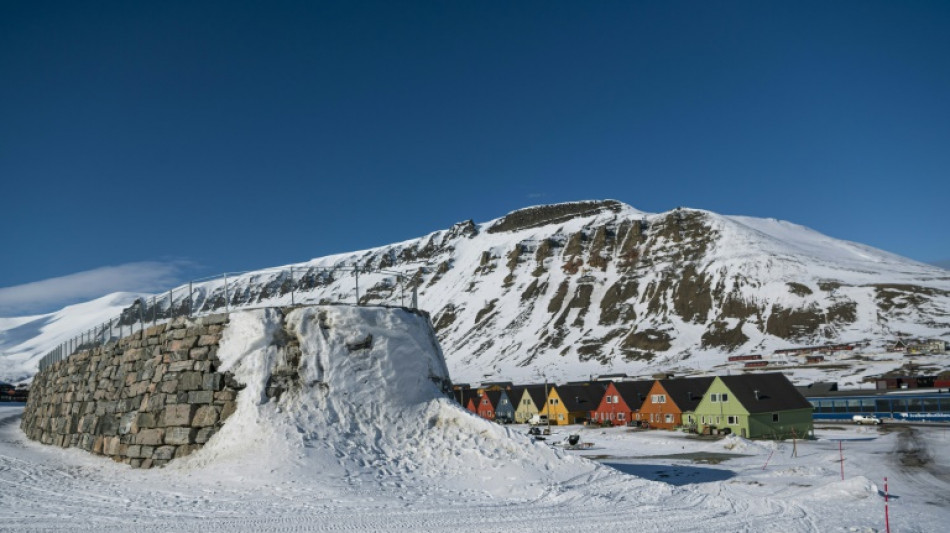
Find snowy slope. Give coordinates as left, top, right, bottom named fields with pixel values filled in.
left=0, top=292, right=146, bottom=381
left=2, top=200, right=948, bottom=385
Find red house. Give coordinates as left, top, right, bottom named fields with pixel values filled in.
left=454, top=388, right=480, bottom=414
left=590, top=380, right=654, bottom=426
left=476, top=390, right=503, bottom=420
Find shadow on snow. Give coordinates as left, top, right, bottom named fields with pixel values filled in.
left=604, top=462, right=736, bottom=486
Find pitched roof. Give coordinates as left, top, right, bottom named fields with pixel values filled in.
left=794, top=382, right=839, bottom=396
left=658, top=377, right=715, bottom=412
left=555, top=384, right=605, bottom=412
left=516, top=384, right=550, bottom=408
left=720, top=373, right=813, bottom=413
left=454, top=389, right=480, bottom=407
left=483, top=390, right=504, bottom=408
left=611, top=380, right=655, bottom=410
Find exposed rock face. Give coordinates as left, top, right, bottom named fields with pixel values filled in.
left=91, top=201, right=950, bottom=383
left=486, top=200, right=622, bottom=234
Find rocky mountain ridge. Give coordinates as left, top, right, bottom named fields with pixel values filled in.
left=3, top=200, right=949, bottom=384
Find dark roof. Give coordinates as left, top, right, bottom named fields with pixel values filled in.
left=658, top=377, right=715, bottom=412
left=555, top=384, right=605, bottom=412
left=481, top=381, right=514, bottom=389
left=483, top=390, right=504, bottom=408
left=454, top=389, right=480, bottom=406
left=515, top=384, right=551, bottom=407
left=794, top=382, right=839, bottom=396
left=611, top=380, right=655, bottom=410
left=719, top=373, right=813, bottom=413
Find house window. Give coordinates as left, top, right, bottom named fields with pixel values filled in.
left=651, top=394, right=666, bottom=404
left=772, top=413, right=780, bottom=422
left=711, top=394, right=719, bottom=403
left=613, top=395, right=619, bottom=403
left=558, top=414, right=564, bottom=421
left=618, top=413, right=625, bottom=421
left=665, top=414, right=674, bottom=423
left=501, top=399, right=508, bottom=405
left=606, top=396, right=613, bottom=404
left=550, top=398, right=559, bottom=405
left=721, top=393, right=728, bottom=402
left=727, top=416, right=738, bottom=425
left=482, top=399, right=488, bottom=405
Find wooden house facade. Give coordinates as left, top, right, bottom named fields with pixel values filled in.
left=542, top=384, right=605, bottom=425
left=687, top=374, right=813, bottom=439
left=638, top=377, right=714, bottom=429
left=513, top=385, right=549, bottom=423
left=590, top=380, right=654, bottom=426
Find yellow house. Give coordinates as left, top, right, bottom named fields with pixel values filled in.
left=513, top=385, right=549, bottom=423
left=541, top=385, right=604, bottom=425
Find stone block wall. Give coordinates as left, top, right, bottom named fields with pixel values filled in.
left=20, top=313, right=242, bottom=468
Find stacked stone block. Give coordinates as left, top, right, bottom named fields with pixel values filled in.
left=20, top=313, right=240, bottom=468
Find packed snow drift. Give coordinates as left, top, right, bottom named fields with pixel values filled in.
left=172, top=306, right=618, bottom=498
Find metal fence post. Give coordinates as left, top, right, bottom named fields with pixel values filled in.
left=290, top=267, right=295, bottom=306
left=169, top=289, right=173, bottom=318
left=189, top=281, right=194, bottom=317
left=152, top=296, right=157, bottom=326
left=224, top=273, right=230, bottom=313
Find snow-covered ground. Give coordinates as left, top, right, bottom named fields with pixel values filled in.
left=3, top=306, right=948, bottom=532
left=3, top=409, right=949, bottom=531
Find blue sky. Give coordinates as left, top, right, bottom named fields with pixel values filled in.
left=1, top=1, right=948, bottom=316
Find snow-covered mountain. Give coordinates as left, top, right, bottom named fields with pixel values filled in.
left=3, top=200, right=949, bottom=384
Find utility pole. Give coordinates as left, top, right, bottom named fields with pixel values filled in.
left=289, top=267, right=295, bottom=306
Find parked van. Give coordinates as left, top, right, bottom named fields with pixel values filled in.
left=852, top=414, right=882, bottom=425
left=528, top=414, right=548, bottom=426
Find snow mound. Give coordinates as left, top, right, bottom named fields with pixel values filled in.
left=803, top=476, right=876, bottom=501
left=173, top=306, right=643, bottom=501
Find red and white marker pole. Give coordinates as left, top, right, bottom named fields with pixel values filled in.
left=884, top=477, right=891, bottom=533
left=762, top=450, right=774, bottom=470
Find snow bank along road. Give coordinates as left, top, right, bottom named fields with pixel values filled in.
left=3, top=307, right=949, bottom=532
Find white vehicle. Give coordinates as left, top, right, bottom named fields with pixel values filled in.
left=528, top=414, right=548, bottom=426
left=852, top=414, right=882, bottom=425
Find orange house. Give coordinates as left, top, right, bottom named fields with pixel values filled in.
left=590, top=380, right=654, bottom=426
left=638, top=377, right=714, bottom=429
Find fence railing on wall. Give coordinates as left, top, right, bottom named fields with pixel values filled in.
left=37, top=264, right=419, bottom=372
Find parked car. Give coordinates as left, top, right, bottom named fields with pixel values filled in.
left=852, top=414, right=882, bottom=425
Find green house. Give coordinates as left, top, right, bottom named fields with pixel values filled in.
left=685, top=373, right=813, bottom=439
